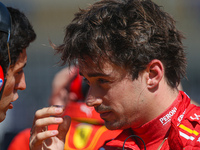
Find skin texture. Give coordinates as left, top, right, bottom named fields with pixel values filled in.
left=79, top=58, right=179, bottom=130
left=0, top=49, right=27, bottom=122
left=80, top=62, right=145, bottom=130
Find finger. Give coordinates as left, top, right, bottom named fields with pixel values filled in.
left=30, top=130, right=59, bottom=147
left=35, top=117, right=63, bottom=128
left=34, top=106, right=64, bottom=120
left=31, top=106, right=64, bottom=135
left=31, top=117, right=62, bottom=140
left=57, top=115, right=71, bottom=142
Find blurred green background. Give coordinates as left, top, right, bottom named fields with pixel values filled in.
left=0, top=0, right=200, bottom=149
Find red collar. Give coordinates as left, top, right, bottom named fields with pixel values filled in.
left=105, top=91, right=191, bottom=149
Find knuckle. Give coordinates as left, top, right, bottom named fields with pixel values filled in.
left=35, top=107, right=50, bottom=118
left=35, top=119, right=41, bottom=126
left=35, top=134, right=41, bottom=141
left=35, top=110, right=40, bottom=118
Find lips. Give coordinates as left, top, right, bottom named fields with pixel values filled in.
left=12, top=93, right=19, bottom=102
left=95, top=106, right=113, bottom=119
left=99, top=111, right=112, bottom=119
left=8, top=103, right=13, bottom=109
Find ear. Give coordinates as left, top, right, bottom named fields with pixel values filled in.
left=146, top=59, right=164, bottom=89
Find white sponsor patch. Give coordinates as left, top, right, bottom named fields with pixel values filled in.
left=179, top=131, right=195, bottom=141
left=159, top=107, right=177, bottom=125
left=190, top=113, right=200, bottom=121
left=0, top=79, right=3, bottom=88
left=80, top=104, right=93, bottom=117
left=197, top=137, right=200, bottom=143
left=177, top=110, right=186, bottom=124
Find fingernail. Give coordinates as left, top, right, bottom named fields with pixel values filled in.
left=55, top=118, right=62, bottom=122
left=55, top=107, right=63, bottom=113
left=51, top=130, right=58, bottom=135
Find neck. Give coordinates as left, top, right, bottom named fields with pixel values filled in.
left=153, top=82, right=179, bottom=118
left=141, top=80, right=179, bottom=125
left=131, top=91, right=181, bottom=149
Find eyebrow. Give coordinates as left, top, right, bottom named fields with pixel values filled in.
left=79, top=72, right=109, bottom=78
left=15, top=63, right=27, bottom=71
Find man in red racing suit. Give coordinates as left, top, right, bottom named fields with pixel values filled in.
left=99, top=91, right=200, bottom=150
left=28, top=0, right=200, bottom=149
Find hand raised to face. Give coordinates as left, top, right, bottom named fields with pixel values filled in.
left=29, top=105, right=71, bottom=150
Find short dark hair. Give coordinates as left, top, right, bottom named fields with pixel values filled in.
left=56, top=0, right=186, bottom=88
left=0, top=7, right=36, bottom=73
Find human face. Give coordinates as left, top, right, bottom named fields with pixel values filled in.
left=79, top=59, right=149, bottom=130
left=0, top=49, right=27, bottom=122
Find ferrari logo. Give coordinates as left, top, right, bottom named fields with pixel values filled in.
left=73, top=123, right=93, bottom=149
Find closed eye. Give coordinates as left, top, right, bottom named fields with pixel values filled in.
left=98, top=78, right=109, bottom=84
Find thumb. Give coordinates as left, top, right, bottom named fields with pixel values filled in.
left=57, top=115, right=71, bottom=142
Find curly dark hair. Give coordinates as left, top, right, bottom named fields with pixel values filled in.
left=56, top=0, right=186, bottom=88
left=0, top=7, right=36, bottom=73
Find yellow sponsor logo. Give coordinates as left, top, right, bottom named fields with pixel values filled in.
left=73, top=123, right=93, bottom=149
left=179, top=124, right=199, bottom=136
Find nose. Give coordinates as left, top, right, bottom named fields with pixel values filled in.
left=85, top=88, right=103, bottom=107
left=15, top=72, right=26, bottom=90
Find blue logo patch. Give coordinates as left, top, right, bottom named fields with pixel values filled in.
left=0, top=79, right=3, bottom=88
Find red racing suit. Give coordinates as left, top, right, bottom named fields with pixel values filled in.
left=99, top=91, right=200, bottom=150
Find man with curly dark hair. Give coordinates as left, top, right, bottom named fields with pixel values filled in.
left=0, top=4, right=36, bottom=122
left=30, top=0, right=200, bottom=149
left=1, top=3, right=71, bottom=150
